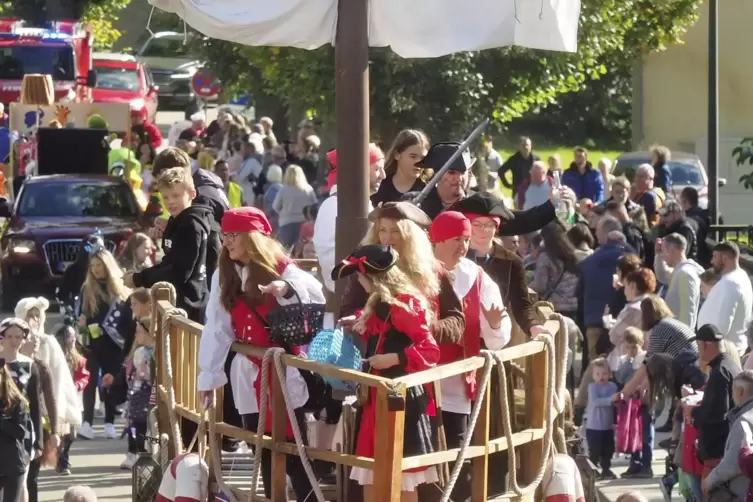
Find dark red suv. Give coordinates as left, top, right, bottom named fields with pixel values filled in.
left=0, top=174, right=142, bottom=309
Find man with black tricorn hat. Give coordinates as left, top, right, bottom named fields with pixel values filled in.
left=409, top=142, right=560, bottom=237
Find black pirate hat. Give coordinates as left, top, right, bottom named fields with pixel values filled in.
left=331, top=245, right=399, bottom=281
left=368, top=201, right=432, bottom=228
left=450, top=191, right=515, bottom=221
left=416, top=142, right=474, bottom=173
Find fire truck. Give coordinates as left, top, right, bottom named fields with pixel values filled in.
left=0, top=19, right=96, bottom=105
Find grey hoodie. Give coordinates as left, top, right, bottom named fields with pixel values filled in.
left=705, top=396, right=753, bottom=499
left=654, top=257, right=704, bottom=328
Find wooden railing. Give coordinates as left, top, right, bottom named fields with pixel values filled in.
left=152, top=285, right=565, bottom=502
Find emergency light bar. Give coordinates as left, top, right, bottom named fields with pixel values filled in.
left=0, top=19, right=82, bottom=38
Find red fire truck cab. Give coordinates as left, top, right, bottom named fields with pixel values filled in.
left=0, top=19, right=96, bottom=105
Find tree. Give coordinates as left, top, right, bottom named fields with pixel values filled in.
left=732, top=138, right=753, bottom=190
left=194, top=0, right=701, bottom=141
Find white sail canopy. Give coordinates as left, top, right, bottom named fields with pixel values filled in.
left=148, top=0, right=581, bottom=57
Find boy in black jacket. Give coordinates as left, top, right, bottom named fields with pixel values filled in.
left=126, top=167, right=211, bottom=322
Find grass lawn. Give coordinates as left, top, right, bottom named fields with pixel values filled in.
left=493, top=146, right=625, bottom=198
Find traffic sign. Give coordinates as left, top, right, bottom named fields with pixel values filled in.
left=191, top=70, right=222, bottom=98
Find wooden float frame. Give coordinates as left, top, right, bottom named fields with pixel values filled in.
left=152, top=276, right=564, bottom=502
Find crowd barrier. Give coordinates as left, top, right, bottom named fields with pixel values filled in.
left=150, top=276, right=568, bottom=502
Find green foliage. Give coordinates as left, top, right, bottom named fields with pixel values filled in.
left=83, top=0, right=131, bottom=51
left=194, top=0, right=701, bottom=140
left=732, top=138, right=753, bottom=190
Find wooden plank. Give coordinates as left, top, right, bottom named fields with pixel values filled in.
left=394, top=340, right=549, bottom=388
left=400, top=428, right=546, bottom=470
left=167, top=399, right=377, bottom=468
left=373, top=385, right=405, bottom=501
left=270, top=367, right=288, bottom=500
left=521, top=350, right=547, bottom=494
left=471, top=375, right=490, bottom=502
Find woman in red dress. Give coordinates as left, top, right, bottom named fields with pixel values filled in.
left=197, top=207, right=325, bottom=501
left=332, top=244, right=440, bottom=502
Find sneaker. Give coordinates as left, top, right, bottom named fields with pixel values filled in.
left=120, top=453, right=137, bottom=470
left=620, top=465, right=641, bottom=478
left=632, top=469, right=654, bottom=479
left=78, top=422, right=94, bottom=440
left=55, top=461, right=71, bottom=475
left=659, top=473, right=675, bottom=501
left=600, top=469, right=617, bottom=480
left=104, top=423, right=117, bottom=439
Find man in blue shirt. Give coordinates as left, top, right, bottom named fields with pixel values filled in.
left=561, top=146, right=605, bottom=203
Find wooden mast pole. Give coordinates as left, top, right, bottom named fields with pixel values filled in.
left=333, top=0, right=370, bottom=317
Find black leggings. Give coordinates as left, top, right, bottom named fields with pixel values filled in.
left=26, top=457, right=40, bottom=502
left=128, top=420, right=148, bottom=454
left=442, top=411, right=472, bottom=501
left=0, top=474, right=24, bottom=502
left=83, top=353, right=120, bottom=424
left=241, top=412, right=314, bottom=502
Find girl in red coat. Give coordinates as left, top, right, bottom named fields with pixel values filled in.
left=333, top=244, right=440, bottom=502
left=54, top=325, right=90, bottom=475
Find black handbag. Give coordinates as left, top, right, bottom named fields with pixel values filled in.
left=266, top=281, right=325, bottom=347
left=243, top=296, right=330, bottom=413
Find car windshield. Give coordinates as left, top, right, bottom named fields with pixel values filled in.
left=0, top=45, right=75, bottom=80
left=140, top=36, right=190, bottom=58
left=17, top=182, right=139, bottom=218
left=94, top=65, right=140, bottom=91
left=613, top=159, right=705, bottom=186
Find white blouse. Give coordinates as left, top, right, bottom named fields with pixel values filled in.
left=441, top=258, right=512, bottom=415
left=197, top=263, right=325, bottom=415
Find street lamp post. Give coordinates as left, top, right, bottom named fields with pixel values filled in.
left=708, top=0, right=719, bottom=224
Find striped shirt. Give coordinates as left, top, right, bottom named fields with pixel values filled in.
left=647, top=318, right=698, bottom=358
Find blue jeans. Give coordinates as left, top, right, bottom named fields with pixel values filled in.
left=686, top=473, right=703, bottom=502
left=629, top=405, right=654, bottom=470
left=277, top=222, right=301, bottom=249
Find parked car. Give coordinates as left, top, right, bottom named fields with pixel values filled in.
left=612, top=151, right=726, bottom=209
left=91, top=52, right=158, bottom=123
left=135, top=31, right=215, bottom=111
left=0, top=175, right=143, bottom=310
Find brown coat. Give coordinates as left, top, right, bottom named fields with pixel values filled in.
left=339, top=268, right=465, bottom=344
left=479, top=241, right=541, bottom=335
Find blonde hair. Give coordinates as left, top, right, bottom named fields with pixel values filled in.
left=611, top=175, right=630, bottom=191
left=81, top=250, right=129, bottom=317
left=721, top=339, right=742, bottom=368
left=623, top=326, right=644, bottom=348
left=363, top=217, right=440, bottom=301
left=0, top=363, right=25, bottom=411
left=361, top=262, right=433, bottom=327
left=590, top=357, right=609, bottom=372
left=197, top=150, right=216, bottom=171
left=155, top=166, right=195, bottom=192
left=283, top=164, right=309, bottom=191
left=219, top=232, right=289, bottom=311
